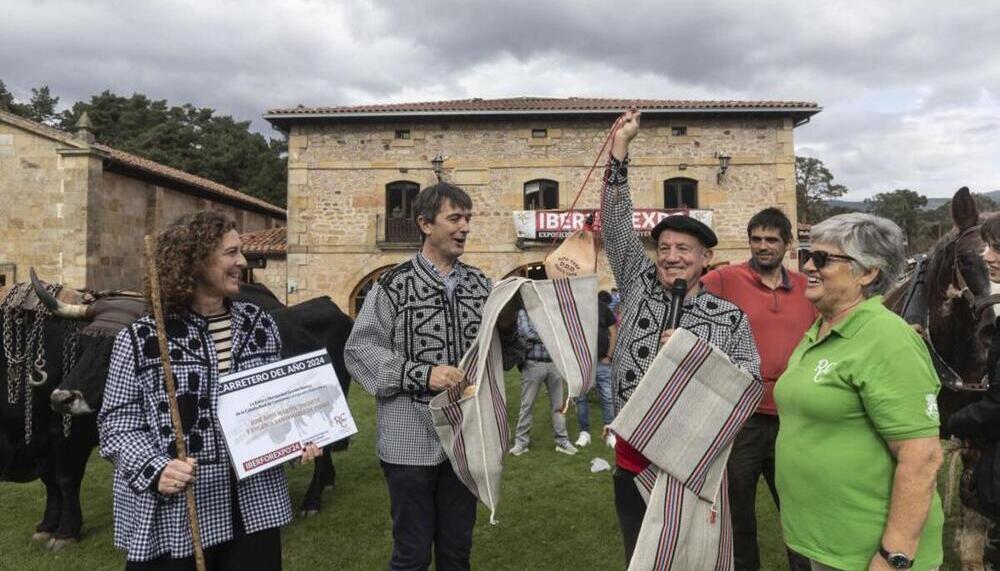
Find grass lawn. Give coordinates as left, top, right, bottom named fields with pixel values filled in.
left=0, top=370, right=962, bottom=570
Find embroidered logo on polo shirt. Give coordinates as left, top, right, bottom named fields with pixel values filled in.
left=813, top=359, right=837, bottom=383
left=926, top=394, right=940, bottom=421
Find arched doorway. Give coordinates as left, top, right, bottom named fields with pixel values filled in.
left=350, top=264, right=396, bottom=317
left=504, top=262, right=547, bottom=280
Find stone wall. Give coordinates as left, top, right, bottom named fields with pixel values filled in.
left=250, top=257, right=287, bottom=305
left=87, top=171, right=152, bottom=290
left=87, top=171, right=284, bottom=290
left=2, top=119, right=284, bottom=291
left=285, top=115, right=799, bottom=313
left=0, top=122, right=92, bottom=287
left=284, top=116, right=796, bottom=309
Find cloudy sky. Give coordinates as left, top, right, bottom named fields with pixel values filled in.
left=1, top=0, right=997, bottom=199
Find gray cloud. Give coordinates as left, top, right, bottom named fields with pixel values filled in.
left=0, top=0, right=996, bottom=198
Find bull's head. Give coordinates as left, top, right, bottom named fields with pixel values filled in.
left=47, top=296, right=147, bottom=416
left=30, top=269, right=92, bottom=320
left=27, top=269, right=147, bottom=416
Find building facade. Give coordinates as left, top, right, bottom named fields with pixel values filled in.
left=0, top=110, right=286, bottom=291
left=241, top=226, right=288, bottom=304
left=264, top=98, right=820, bottom=315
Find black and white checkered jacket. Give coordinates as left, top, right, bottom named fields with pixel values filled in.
left=600, top=156, right=762, bottom=413
left=345, top=254, right=491, bottom=465
left=98, top=301, right=292, bottom=561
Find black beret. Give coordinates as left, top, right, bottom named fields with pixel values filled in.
left=650, top=215, right=718, bottom=248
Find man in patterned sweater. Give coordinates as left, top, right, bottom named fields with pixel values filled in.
left=601, top=109, right=762, bottom=564
left=345, top=182, right=490, bottom=571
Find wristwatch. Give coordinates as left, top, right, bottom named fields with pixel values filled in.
left=879, top=545, right=914, bottom=569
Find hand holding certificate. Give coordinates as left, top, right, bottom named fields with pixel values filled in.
left=216, top=349, right=358, bottom=479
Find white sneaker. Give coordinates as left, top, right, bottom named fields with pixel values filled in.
left=575, top=432, right=592, bottom=447
left=509, top=443, right=529, bottom=456
left=605, top=432, right=617, bottom=448
left=555, top=442, right=578, bottom=455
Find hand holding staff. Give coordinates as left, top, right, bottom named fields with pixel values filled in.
left=145, top=235, right=207, bottom=571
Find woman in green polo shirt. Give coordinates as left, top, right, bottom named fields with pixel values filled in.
left=775, top=213, right=944, bottom=571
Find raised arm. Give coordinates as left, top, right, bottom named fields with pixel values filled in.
left=601, top=109, right=653, bottom=295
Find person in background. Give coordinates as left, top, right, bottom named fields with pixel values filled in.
left=609, top=287, right=621, bottom=317
left=775, top=213, right=943, bottom=571
left=701, top=207, right=815, bottom=571
left=574, top=290, right=617, bottom=448
left=509, top=308, right=579, bottom=456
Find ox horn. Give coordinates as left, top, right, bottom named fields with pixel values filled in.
left=30, top=268, right=92, bottom=320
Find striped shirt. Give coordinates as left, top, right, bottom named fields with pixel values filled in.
left=208, top=312, right=233, bottom=375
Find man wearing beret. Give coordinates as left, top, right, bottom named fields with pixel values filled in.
left=600, top=109, right=762, bottom=565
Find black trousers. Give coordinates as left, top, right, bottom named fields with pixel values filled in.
left=123, top=527, right=281, bottom=571
left=613, top=467, right=645, bottom=567
left=727, top=414, right=809, bottom=571
left=381, top=460, right=477, bottom=571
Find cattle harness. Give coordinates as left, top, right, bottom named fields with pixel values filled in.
left=2, top=283, right=81, bottom=443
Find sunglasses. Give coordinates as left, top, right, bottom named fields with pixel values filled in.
left=800, top=249, right=857, bottom=269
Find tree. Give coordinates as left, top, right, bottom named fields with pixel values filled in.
left=0, top=81, right=59, bottom=124
left=59, top=90, right=287, bottom=206
left=26, top=86, right=60, bottom=124
left=865, top=189, right=927, bottom=253
left=0, top=80, right=18, bottom=113
left=796, top=156, right=849, bottom=223
left=914, top=193, right=996, bottom=252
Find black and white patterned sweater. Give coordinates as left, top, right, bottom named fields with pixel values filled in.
left=345, top=254, right=492, bottom=466
left=99, top=301, right=291, bottom=561
left=600, top=156, right=762, bottom=414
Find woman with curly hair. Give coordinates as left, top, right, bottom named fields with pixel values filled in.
left=99, top=210, right=319, bottom=570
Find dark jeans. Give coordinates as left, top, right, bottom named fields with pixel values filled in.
left=613, top=467, right=645, bottom=567
left=381, top=460, right=477, bottom=571
left=728, top=414, right=809, bottom=571
left=124, top=527, right=281, bottom=571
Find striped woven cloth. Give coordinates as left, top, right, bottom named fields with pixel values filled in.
left=610, top=328, right=763, bottom=570
left=430, top=275, right=598, bottom=522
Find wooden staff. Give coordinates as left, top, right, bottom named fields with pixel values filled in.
left=144, top=235, right=206, bottom=571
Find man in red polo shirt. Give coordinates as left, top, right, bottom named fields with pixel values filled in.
left=702, top=207, right=815, bottom=571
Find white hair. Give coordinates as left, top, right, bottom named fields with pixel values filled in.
left=810, top=212, right=906, bottom=298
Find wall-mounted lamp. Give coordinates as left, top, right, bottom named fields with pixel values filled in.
left=431, top=153, right=446, bottom=182
left=716, top=151, right=731, bottom=185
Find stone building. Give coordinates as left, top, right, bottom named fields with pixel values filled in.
left=264, top=97, right=820, bottom=315
left=241, top=226, right=288, bottom=304
left=0, top=110, right=285, bottom=290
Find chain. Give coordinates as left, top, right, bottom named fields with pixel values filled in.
left=3, top=284, right=31, bottom=402
left=61, top=322, right=82, bottom=437
left=3, top=284, right=32, bottom=404
left=1, top=282, right=62, bottom=443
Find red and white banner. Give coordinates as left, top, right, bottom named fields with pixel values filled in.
left=512, top=209, right=713, bottom=240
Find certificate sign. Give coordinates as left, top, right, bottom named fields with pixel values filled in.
left=217, top=349, right=357, bottom=480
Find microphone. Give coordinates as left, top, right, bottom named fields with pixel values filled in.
left=667, top=278, right=688, bottom=330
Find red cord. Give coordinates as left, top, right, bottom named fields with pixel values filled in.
left=545, top=113, right=626, bottom=256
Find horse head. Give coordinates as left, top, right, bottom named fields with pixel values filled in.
left=924, top=187, right=994, bottom=387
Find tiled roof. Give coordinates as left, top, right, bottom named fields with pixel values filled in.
left=266, top=96, right=820, bottom=117
left=0, top=110, right=285, bottom=218
left=240, top=227, right=286, bottom=255
left=92, top=143, right=285, bottom=217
